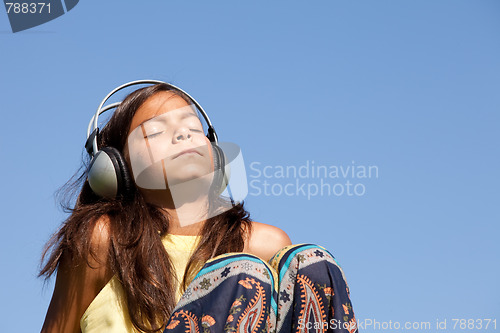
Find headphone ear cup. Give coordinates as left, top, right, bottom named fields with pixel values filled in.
left=87, top=147, right=133, bottom=199
left=107, top=147, right=133, bottom=198
left=211, top=143, right=230, bottom=196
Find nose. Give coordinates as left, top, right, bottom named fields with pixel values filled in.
left=173, top=127, right=192, bottom=143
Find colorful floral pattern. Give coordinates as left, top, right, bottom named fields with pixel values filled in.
left=164, top=244, right=358, bottom=333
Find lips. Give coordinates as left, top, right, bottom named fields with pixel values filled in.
left=173, top=148, right=202, bottom=159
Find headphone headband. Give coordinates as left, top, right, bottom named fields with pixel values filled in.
left=86, top=79, right=218, bottom=157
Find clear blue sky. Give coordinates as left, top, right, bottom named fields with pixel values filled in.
left=1, top=1, right=499, bottom=332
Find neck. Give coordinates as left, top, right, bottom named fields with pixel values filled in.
left=163, top=200, right=208, bottom=236
left=140, top=185, right=210, bottom=236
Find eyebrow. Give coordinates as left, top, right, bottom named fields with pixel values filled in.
left=137, top=110, right=199, bottom=127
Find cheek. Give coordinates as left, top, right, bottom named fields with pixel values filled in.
left=126, top=141, right=168, bottom=181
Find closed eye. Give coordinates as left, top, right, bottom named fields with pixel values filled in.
left=144, top=132, right=163, bottom=139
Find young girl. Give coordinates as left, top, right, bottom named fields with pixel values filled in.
left=40, top=81, right=358, bottom=333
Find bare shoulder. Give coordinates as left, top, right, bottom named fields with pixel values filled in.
left=243, top=221, right=293, bottom=262
left=76, top=213, right=114, bottom=294
left=88, top=214, right=112, bottom=264
left=41, top=214, right=114, bottom=333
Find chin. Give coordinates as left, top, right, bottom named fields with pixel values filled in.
left=167, top=172, right=214, bottom=187
left=132, top=159, right=213, bottom=190
left=167, top=161, right=212, bottom=178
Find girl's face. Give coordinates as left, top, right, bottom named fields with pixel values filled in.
left=125, top=91, right=214, bottom=190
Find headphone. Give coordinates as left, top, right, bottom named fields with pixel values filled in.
left=84, top=79, right=230, bottom=200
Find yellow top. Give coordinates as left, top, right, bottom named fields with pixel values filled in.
left=80, top=233, right=201, bottom=333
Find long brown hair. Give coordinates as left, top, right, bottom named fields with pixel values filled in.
left=39, top=83, right=253, bottom=332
